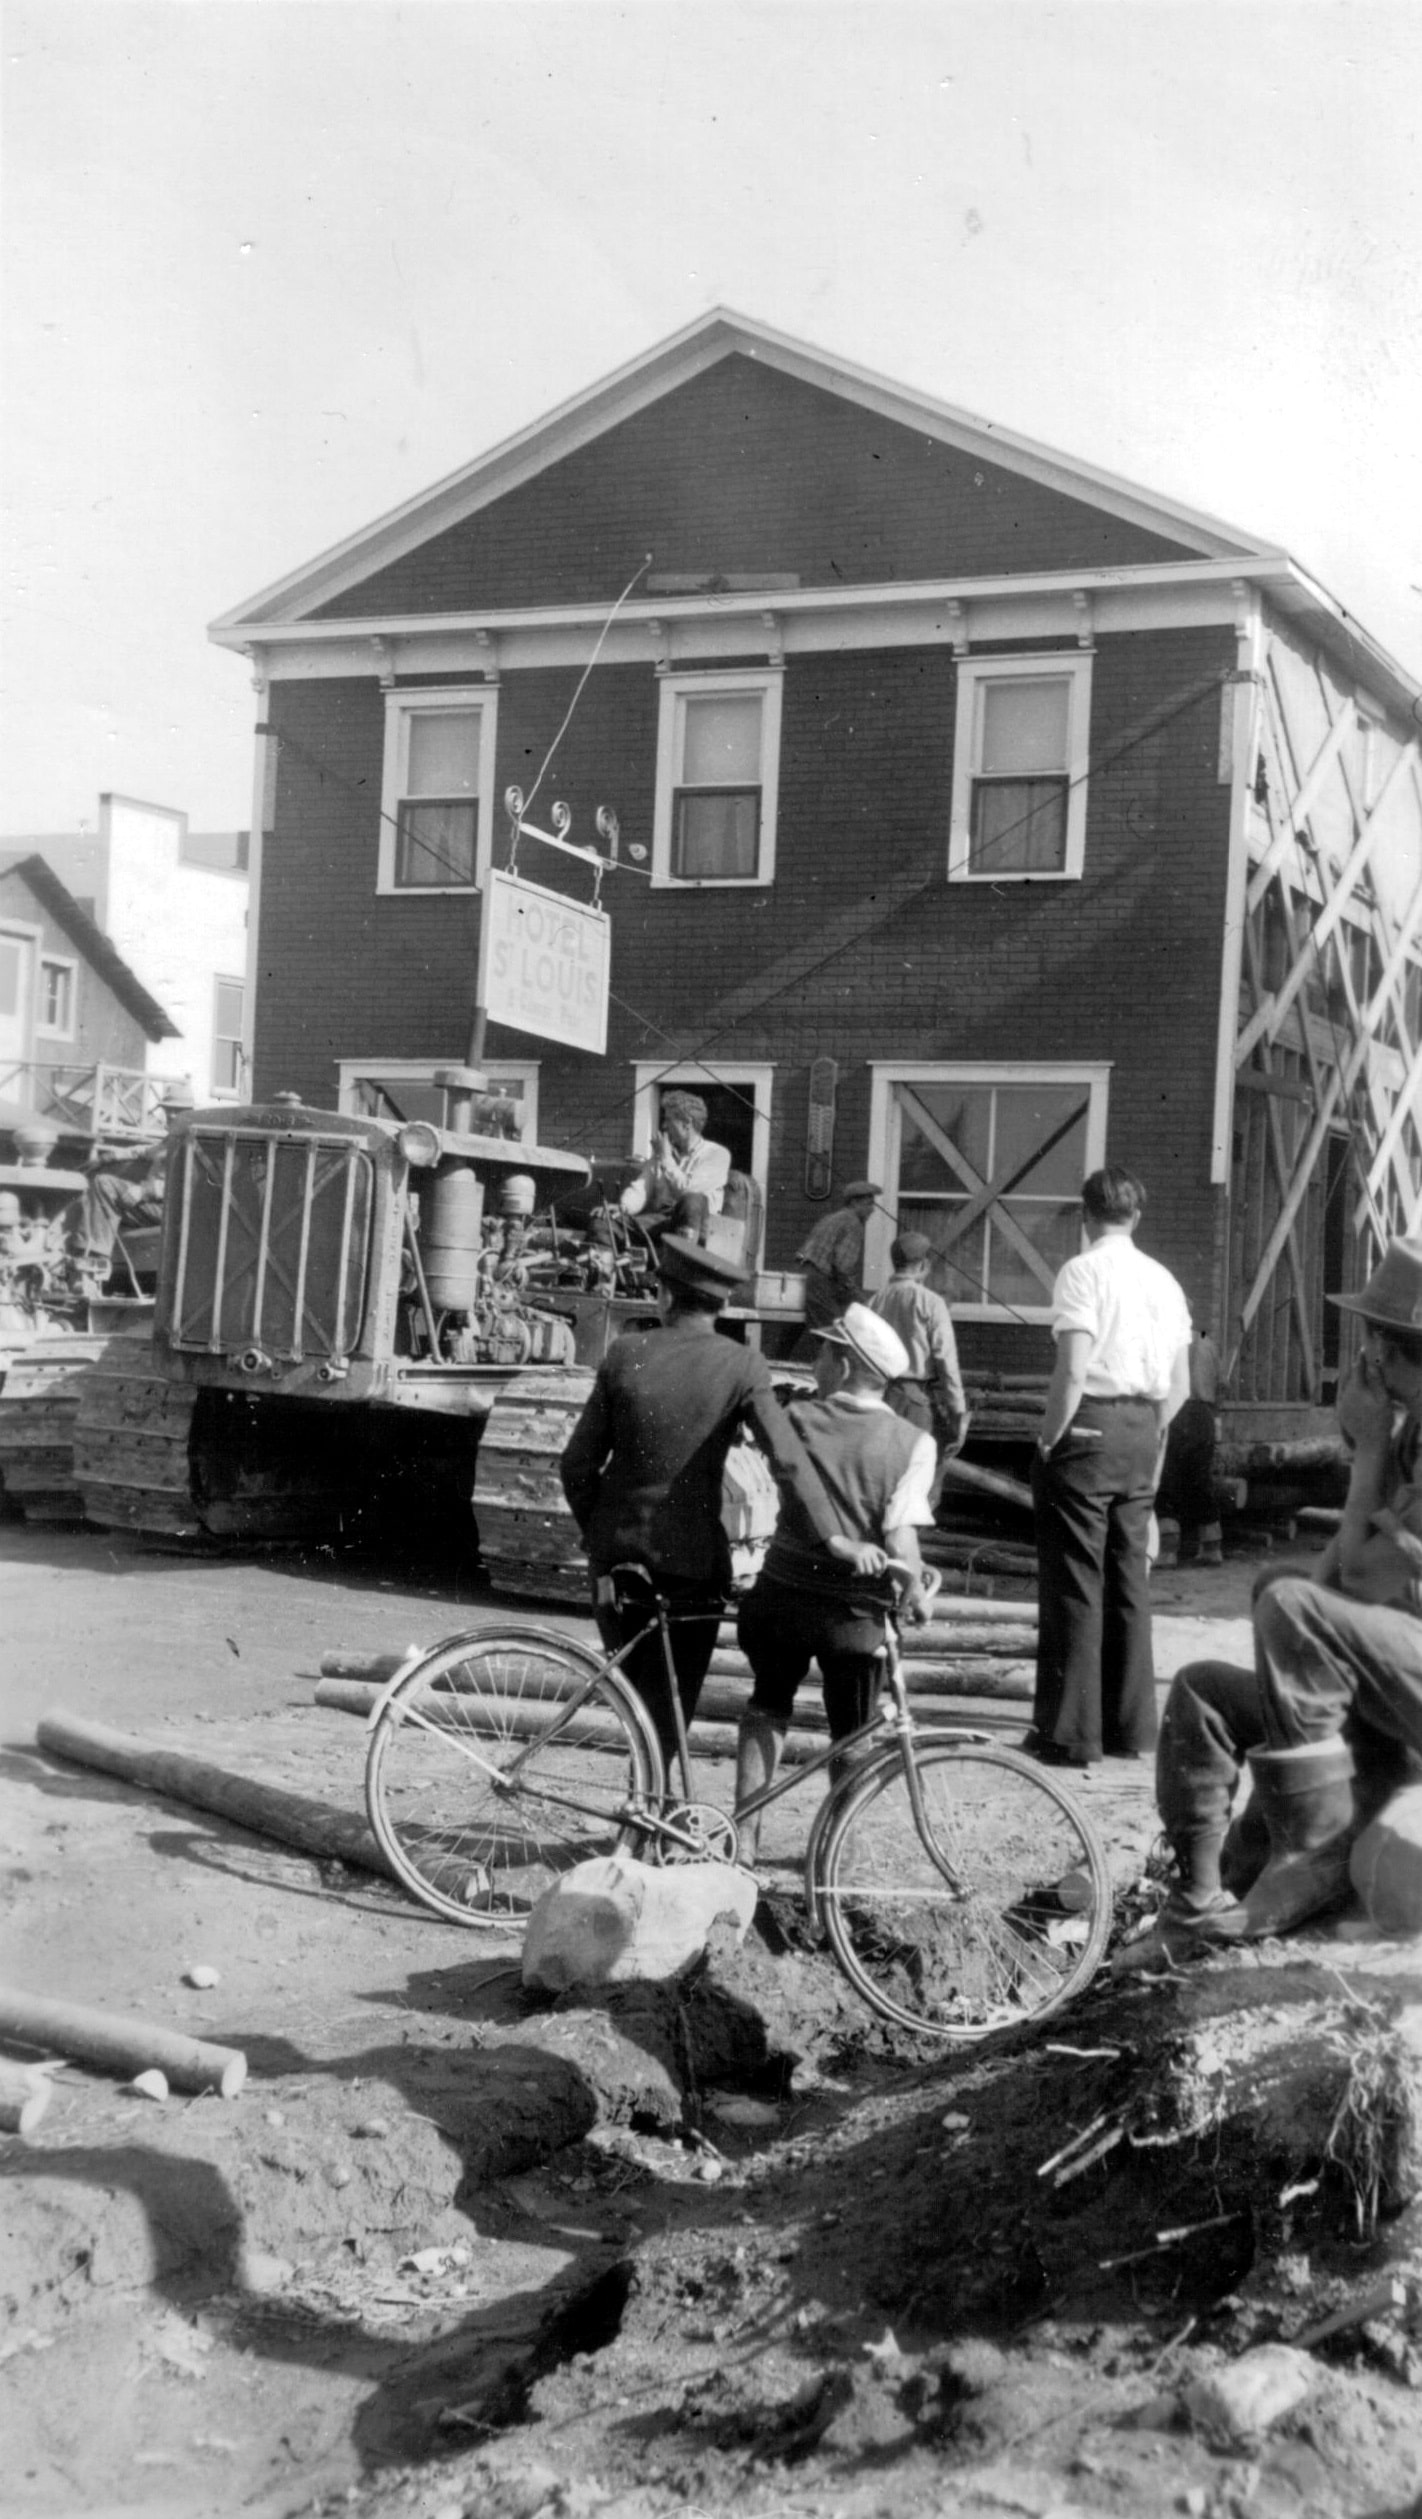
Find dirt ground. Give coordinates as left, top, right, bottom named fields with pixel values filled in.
left=3, top=1520, right=1422, bottom=2519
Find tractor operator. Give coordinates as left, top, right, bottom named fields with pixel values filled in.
left=619, top=1090, right=730, bottom=1246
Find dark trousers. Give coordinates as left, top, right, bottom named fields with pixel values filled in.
left=1157, top=1397, right=1218, bottom=1545
left=1031, top=1396, right=1161, bottom=1761
left=592, top=1574, right=722, bottom=1775
left=1160, top=1617, right=1415, bottom=1848
left=737, top=1578, right=888, bottom=1744
left=1255, top=1576, right=1422, bottom=1758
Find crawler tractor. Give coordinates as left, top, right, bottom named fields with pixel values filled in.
left=24, top=1077, right=784, bottom=1599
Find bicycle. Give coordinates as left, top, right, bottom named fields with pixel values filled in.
left=363, top=1562, right=1113, bottom=2040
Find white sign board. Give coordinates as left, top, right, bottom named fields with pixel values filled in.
left=477, top=867, right=611, bottom=1055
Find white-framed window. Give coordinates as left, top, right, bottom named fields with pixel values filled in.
left=378, top=687, right=498, bottom=894
left=949, top=653, right=1092, bottom=882
left=212, top=976, right=245, bottom=1096
left=630, top=1061, right=773, bottom=1199
left=37, top=956, right=76, bottom=1039
left=652, top=669, right=783, bottom=887
left=866, top=1062, right=1111, bottom=1321
left=337, top=1058, right=541, bottom=1145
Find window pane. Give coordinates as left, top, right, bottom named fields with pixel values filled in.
left=896, top=1085, right=990, bottom=1191
left=42, top=963, right=72, bottom=1028
left=215, top=1036, right=244, bottom=1091
left=407, top=710, right=481, bottom=796
left=396, top=801, right=477, bottom=886
left=215, top=979, right=244, bottom=1037
left=898, top=1202, right=987, bottom=1303
left=672, top=790, right=759, bottom=880
left=979, top=677, right=1070, bottom=774
left=681, top=693, right=762, bottom=786
left=991, top=1088, right=1089, bottom=1194
left=969, top=777, right=1067, bottom=872
left=0, top=939, right=21, bottom=1019
left=984, top=1200, right=1081, bottom=1309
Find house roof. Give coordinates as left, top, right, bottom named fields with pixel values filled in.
left=0, top=852, right=180, bottom=1039
left=212, top=307, right=1274, bottom=635
left=208, top=307, right=1420, bottom=725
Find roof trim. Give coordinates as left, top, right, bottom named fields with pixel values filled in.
left=0, top=853, right=180, bottom=1039
left=215, top=552, right=1421, bottom=723
left=211, top=307, right=1273, bottom=635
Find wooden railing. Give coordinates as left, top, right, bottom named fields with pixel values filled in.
left=0, top=1060, right=172, bottom=1142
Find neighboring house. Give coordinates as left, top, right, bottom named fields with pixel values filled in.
left=209, top=309, right=1422, bottom=1424
left=0, top=851, right=179, bottom=1135
left=11, top=794, right=250, bottom=1106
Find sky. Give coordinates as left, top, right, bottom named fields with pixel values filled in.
left=3, top=0, right=1421, bottom=837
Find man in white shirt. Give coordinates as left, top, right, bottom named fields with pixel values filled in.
left=620, top=1090, right=731, bottom=1244
left=1027, top=1167, right=1191, bottom=1768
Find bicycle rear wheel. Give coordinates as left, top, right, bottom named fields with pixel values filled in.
left=365, top=1626, right=665, bottom=1927
left=816, top=1739, right=1112, bottom=2038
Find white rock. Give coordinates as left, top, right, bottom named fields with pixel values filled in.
left=1184, top=2344, right=1312, bottom=2446
left=184, top=1965, right=221, bottom=1989
left=129, top=2069, right=169, bottom=2102
left=237, top=2246, right=294, bottom=2297
left=521, top=1854, right=758, bottom=1992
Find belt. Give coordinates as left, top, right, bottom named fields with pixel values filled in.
left=1081, top=1392, right=1159, bottom=1406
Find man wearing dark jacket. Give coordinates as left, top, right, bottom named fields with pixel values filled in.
left=560, top=1235, right=882, bottom=1769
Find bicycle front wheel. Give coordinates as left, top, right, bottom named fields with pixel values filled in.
left=817, top=1739, right=1112, bottom=2039
left=365, top=1626, right=665, bottom=1928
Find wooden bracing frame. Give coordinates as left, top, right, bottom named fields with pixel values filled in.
left=1227, top=631, right=1422, bottom=1402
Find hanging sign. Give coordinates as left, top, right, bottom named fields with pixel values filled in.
left=477, top=867, right=611, bottom=1055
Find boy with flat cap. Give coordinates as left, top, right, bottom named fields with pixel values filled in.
left=870, top=1230, right=969, bottom=1501
left=560, top=1236, right=885, bottom=1770
left=733, top=1302, right=938, bottom=1854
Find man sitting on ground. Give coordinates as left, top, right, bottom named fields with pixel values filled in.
left=733, top=1303, right=937, bottom=1858
left=1153, top=1237, right=1422, bottom=1944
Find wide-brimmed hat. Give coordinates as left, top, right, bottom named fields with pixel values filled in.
left=814, top=1301, right=910, bottom=1382
left=657, top=1233, right=750, bottom=1304
left=842, top=1180, right=882, bottom=1202
left=1329, top=1238, right=1422, bottom=1335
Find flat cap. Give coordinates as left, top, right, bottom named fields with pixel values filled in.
left=657, top=1233, right=751, bottom=1303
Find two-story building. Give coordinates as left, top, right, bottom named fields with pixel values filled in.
left=210, top=310, right=1422, bottom=1428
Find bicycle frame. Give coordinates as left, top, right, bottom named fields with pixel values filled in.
left=586, top=1578, right=996, bottom=1911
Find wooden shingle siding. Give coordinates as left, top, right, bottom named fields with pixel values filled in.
left=310, top=359, right=1198, bottom=623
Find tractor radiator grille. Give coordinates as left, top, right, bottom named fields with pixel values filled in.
left=168, top=1127, right=373, bottom=1359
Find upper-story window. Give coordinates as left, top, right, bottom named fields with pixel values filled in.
left=38, top=956, right=76, bottom=1039
left=949, top=654, right=1092, bottom=883
left=652, top=668, right=783, bottom=887
left=378, top=688, right=498, bottom=894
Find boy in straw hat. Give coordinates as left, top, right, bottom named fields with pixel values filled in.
left=733, top=1301, right=938, bottom=1856
left=1149, top=1237, right=1422, bottom=1947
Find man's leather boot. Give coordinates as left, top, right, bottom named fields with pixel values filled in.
left=733, top=1712, right=783, bottom=1865
left=1205, top=1739, right=1358, bottom=1941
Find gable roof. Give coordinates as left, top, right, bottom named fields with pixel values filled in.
left=0, top=852, right=180, bottom=1039
left=212, top=306, right=1274, bottom=634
